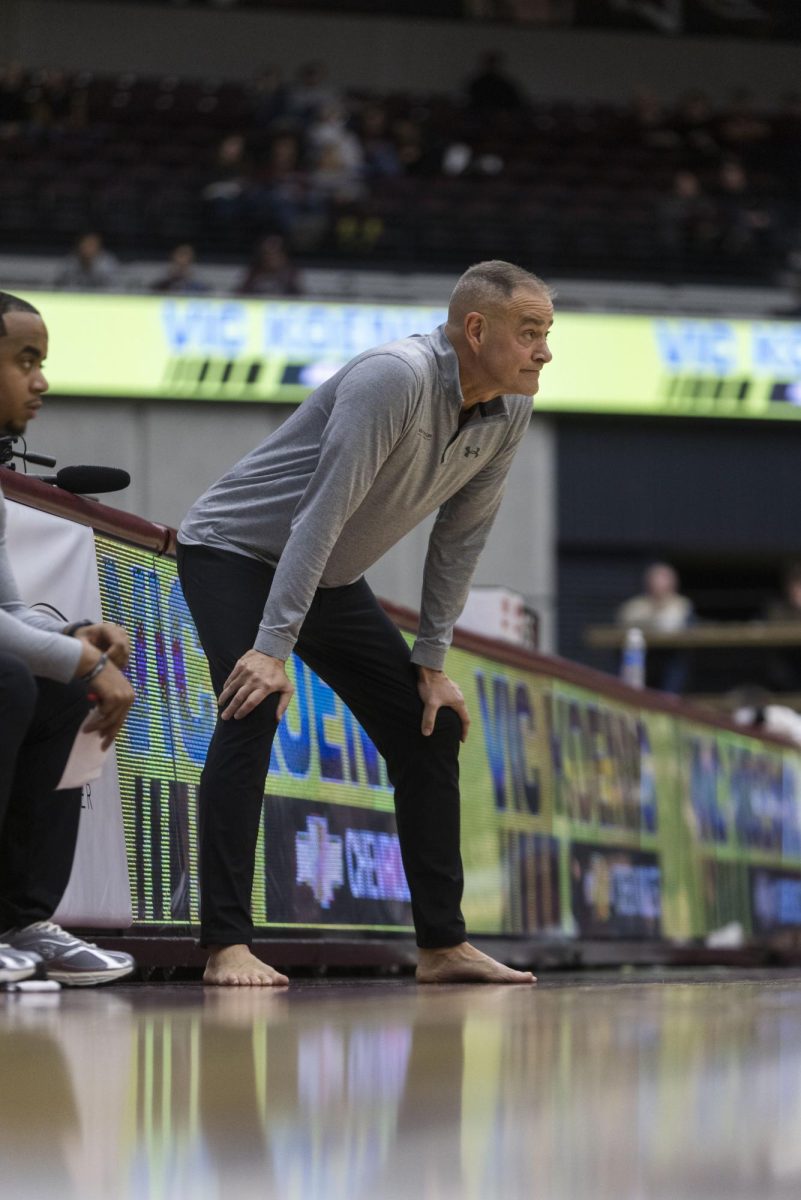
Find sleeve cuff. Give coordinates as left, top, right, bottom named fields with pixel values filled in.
left=410, top=640, right=447, bottom=671
left=254, top=627, right=294, bottom=660
left=42, top=634, right=84, bottom=684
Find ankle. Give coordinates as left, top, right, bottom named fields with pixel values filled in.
left=420, top=942, right=467, bottom=956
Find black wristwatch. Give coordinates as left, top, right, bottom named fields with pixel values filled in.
left=64, top=619, right=93, bottom=637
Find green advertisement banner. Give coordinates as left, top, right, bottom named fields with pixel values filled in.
left=95, top=532, right=801, bottom=946
left=21, top=290, right=801, bottom=420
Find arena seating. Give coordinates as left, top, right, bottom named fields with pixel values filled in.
left=1, top=67, right=799, bottom=281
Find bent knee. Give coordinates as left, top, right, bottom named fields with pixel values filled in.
left=0, top=653, right=37, bottom=721
left=34, top=674, right=92, bottom=729
left=430, top=705, right=463, bottom=742
left=60, top=678, right=92, bottom=726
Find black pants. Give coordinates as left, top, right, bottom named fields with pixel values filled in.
left=177, top=543, right=466, bottom=949
left=0, top=652, right=89, bottom=930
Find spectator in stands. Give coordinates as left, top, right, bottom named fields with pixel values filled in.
left=308, top=102, right=364, bottom=178
left=617, top=563, right=694, bottom=693
left=713, top=159, right=776, bottom=263
left=658, top=169, right=719, bottom=263
left=764, top=563, right=801, bottom=693
left=309, top=143, right=366, bottom=207
left=392, top=116, right=430, bottom=175
left=202, top=133, right=250, bottom=228
left=359, top=104, right=402, bottom=180
left=618, top=562, right=693, bottom=633
left=285, top=61, right=338, bottom=123
left=237, top=235, right=303, bottom=296
left=250, top=133, right=325, bottom=243
left=465, top=51, right=526, bottom=114
left=55, top=232, right=120, bottom=291
left=0, top=291, right=135, bottom=986
left=151, top=244, right=209, bottom=294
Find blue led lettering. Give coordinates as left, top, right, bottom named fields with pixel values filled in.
left=310, top=673, right=344, bottom=781
left=101, top=556, right=149, bottom=752
left=130, top=566, right=151, bottom=754
left=514, top=683, right=539, bottom=815
left=278, top=655, right=312, bottom=778
left=166, top=581, right=215, bottom=764
left=162, top=299, right=247, bottom=356
left=654, top=319, right=737, bottom=374
left=147, top=570, right=174, bottom=757
left=752, top=322, right=801, bottom=374
left=476, top=671, right=509, bottom=809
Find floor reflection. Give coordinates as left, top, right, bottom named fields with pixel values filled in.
left=2, top=972, right=801, bottom=1199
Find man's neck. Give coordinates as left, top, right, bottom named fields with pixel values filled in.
left=444, top=324, right=498, bottom=409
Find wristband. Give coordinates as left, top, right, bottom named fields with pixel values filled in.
left=79, top=652, right=108, bottom=684
left=64, top=619, right=93, bottom=637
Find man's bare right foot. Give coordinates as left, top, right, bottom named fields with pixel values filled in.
left=204, top=944, right=289, bottom=987
left=416, top=942, right=536, bottom=985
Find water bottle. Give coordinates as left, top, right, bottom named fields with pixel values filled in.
left=621, top=627, right=646, bottom=688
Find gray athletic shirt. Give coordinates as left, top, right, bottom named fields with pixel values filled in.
left=178, top=325, right=533, bottom=670
left=0, top=482, right=83, bottom=682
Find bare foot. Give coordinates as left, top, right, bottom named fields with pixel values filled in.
left=203, top=944, right=289, bottom=987
left=416, top=942, right=536, bottom=985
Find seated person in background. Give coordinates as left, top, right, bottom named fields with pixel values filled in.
left=764, top=562, right=801, bottom=693
left=616, top=562, right=694, bottom=693
left=151, top=244, right=209, bottom=295
left=237, top=235, right=303, bottom=296
left=55, top=232, right=120, bottom=291
left=0, top=291, right=136, bottom=986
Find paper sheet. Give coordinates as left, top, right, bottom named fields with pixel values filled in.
left=56, top=720, right=111, bottom=790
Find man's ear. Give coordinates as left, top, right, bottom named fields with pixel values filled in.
left=464, top=311, right=485, bottom=350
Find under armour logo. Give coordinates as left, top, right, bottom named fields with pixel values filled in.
left=464, top=446, right=481, bottom=458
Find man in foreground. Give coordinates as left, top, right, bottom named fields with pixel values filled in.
left=0, top=291, right=136, bottom=986
left=178, top=260, right=553, bottom=986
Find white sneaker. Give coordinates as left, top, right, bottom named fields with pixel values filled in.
left=5, top=922, right=135, bottom=987
left=0, top=943, right=42, bottom=984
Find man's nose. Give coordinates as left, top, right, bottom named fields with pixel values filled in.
left=32, top=371, right=49, bottom=394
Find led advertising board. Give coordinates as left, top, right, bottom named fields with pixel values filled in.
left=95, top=532, right=801, bottom=942
left=23, top=291, right=801, bottom=420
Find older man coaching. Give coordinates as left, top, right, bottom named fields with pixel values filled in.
left=177, top=260, right=553, bottom=986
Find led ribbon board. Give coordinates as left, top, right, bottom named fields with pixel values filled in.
left=96, top=534, right=801, bottom=941
left=23, top=291, right=801, bottom=420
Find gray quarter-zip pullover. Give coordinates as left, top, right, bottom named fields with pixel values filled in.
left=178, top=324, right=532, bottom=669
left=0, top=483, right=82, bottom=682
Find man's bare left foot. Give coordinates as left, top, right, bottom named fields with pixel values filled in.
left=416, top=942, right=536, bottom=984
left=204, top=944, right=289, bottom=986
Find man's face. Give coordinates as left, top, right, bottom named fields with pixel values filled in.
left=474, top=287, right=553, bottom=397
left=646, top=566, right=677, bottom=600
left=0, top=312, right=49, bottom=437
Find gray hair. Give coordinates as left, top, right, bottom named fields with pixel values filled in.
left=447, top=260, right=552, bottom=323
